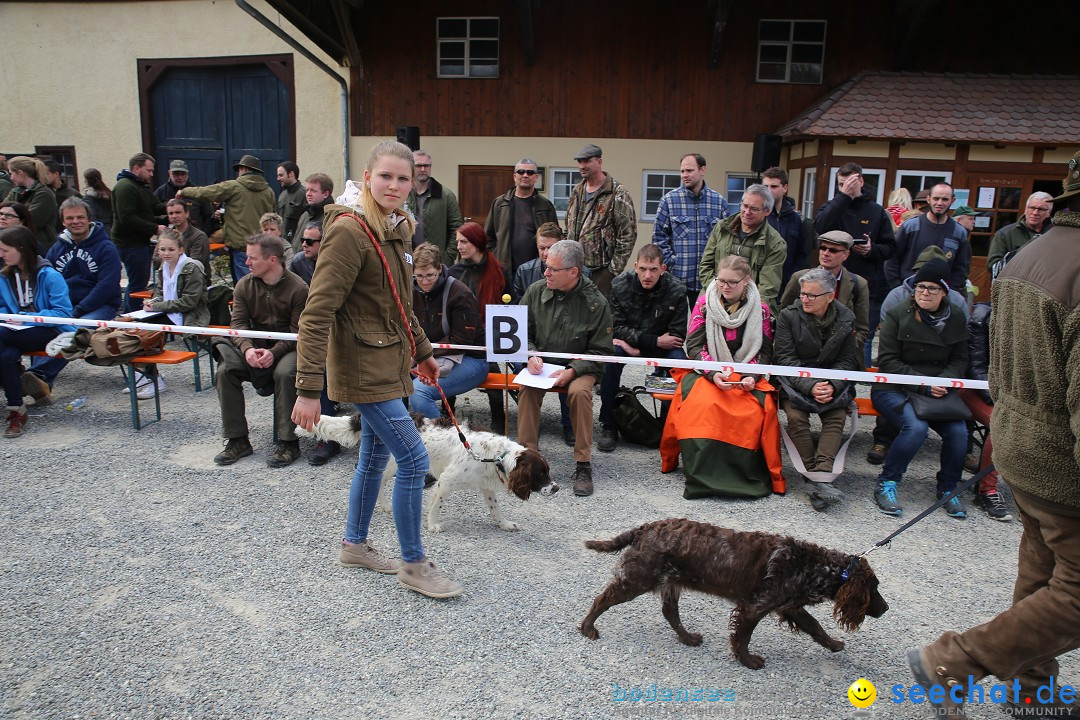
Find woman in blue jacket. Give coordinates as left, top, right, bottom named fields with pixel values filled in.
left=0, top=226, right=75, bottom=437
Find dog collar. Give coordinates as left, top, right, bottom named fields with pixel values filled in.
left=494, top=450, right=510, bottom=475
left=840, top=555, right=860, bottom=582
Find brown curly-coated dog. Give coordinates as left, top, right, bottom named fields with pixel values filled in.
left=578, top=518, right=888, bottom=669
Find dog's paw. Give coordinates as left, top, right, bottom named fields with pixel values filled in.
left=679, top=632, right=703, bottom=647
left=826, top=638, right=845, bottom=653
left=498, top=521, right=521, bottom=531
left=737, top=653, right=765, bottom=670
left=427, top=522, right=445, bottom=533
left=579, top=624, right=599, bottom=640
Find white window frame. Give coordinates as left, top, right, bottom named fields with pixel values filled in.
left=437, top=17, right=499, bottom=78
left=894, top=171, right=954, bottom=195
left=827, top=167, right=886, bottom=205
left=801, top=168, right=817, bottom=218
left=641, top=170, right=682, bottom=222
left=757, top=19, right=826, bottom=84
left=548, top=167, right=580, bottom=219
left=726, top=173, right=759, bottom=209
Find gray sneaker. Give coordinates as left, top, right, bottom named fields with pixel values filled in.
left=399, top=559, right=464, bottom=598
left=339, top=541, right=400, bottom=574
left=804, top=480, right=843, bottom=511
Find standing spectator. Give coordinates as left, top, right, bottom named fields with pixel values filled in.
left=288, top=222, right=322, bottom=286
left=597, top=244, right=688, bottom=452
left=652, top=153, right=729, bottom=308
left=0, top=156, right=11, bottom=199
left=4, top=156, right=58, bottom=254
left=484, top=157, right=557, bottom=276
left=292, top=140, right=463, bottom=599
left=885, top=187, right=913, bottom=227
left=987, top=191, right=1055, bottom=278
left=908, top=155, right=1080, bottom=716
left=0, top=226, right=75, bottom=438
left=814, top=162, right=896, bottom=368
left=870, top=258, right=969, bottom=519
left=178, top=155, right=275, bottom=284
left=112, top=153, right=166, bottom=311
left=774, top=268, right=859, bottom=511
left=45, top=161, right=79, bottom=229
left=762, top=166, right=816, bottom=291
left=407, top=151, right=463, bottom=266
left=275, top=161, right=305, bottom=244
left=952, top=205, right=977, bottom=233
left=518, top=240, right=613, bottom=496
left=699, top=183, right=787, bottom=310
left=886, top=182, right=970, bottom=291
left=82, top=168, right=113, bottom=236
left=154, top=160, right=216, bottom=235
left=165, top=199, right=209, bottom=274
left=211, top=233, right=307, bottom=468
left=564, top=144, right=637, bottom=298
left=293, top=173, right=333, bottom=254
left=25, top=197, right=122, bottom=399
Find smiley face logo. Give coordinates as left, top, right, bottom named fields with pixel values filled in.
left=848, top=678, right=877, bottom=708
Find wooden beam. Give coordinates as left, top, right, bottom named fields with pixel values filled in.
left=518, top=0, right=535, bottom=67
left=708, top=0, right=735, bottom=69
left=330, top=0, right=363, bottom=67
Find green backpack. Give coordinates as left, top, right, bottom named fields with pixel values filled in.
left=613, top=386, right=662, bottom=448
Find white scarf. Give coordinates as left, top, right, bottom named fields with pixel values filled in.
left=704, top=279, right=764, bottom=365
left=161, top=254, right=191, bottom=325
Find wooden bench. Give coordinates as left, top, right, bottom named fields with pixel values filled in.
left=479, top=372, right=566, bottom=394
left=646, top=382, right=881, bottom=417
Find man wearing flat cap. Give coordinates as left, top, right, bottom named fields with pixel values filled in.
left=154, top=159, right=216, bottom=236
left=179, top=154, right=275, bottom=282
left=564, top=143, right=637, bottom=298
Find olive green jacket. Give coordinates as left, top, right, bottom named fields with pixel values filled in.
left=699, top=214, right=788, bottom=309
left=519, top=274, right=613, bottom=379
left=182, top=173, right=275, bottom=250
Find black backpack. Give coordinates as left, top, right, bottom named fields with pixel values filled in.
left=613, top=386, right=662, bottom=448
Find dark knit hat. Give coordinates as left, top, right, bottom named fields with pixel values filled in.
left=914, top=258, right=950, bottom=291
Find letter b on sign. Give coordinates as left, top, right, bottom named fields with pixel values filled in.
left=487, top=305, right=528, bottom=363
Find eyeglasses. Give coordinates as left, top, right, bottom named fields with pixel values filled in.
left=714, top=277, right=746, bottom=288
left=415, top=163, right=432, bottom=169
left=914, top=284, right=944, bottom=295
left=740, top=203, right=765, bottom=213
left=544, top=265, right=572, bottom=274
left=1027, top=205, right=1052, bottom=213
left=514, top=169, right=538, bottom=176
left=301, top=237, right=320, bottom=246
left=0, top=212, right=19, bottom=219
left=414, top=271, right=439, bottom=281
left=818, top=245, right=847, bottom=253
left=798, top=291, right=831, bottom=300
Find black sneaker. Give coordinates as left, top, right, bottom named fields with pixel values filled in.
left=214, top=437, right=253, bottom=466
left=866, top=443, right=889, bottom=465
left=308, top=440, right=341, bottom=466
left=267, top=439, right=301, bottom=468
left=597, top=424, right=618, bottom=452
left=974, top=490, right=1012, bottom=521
left=562, top=425, right=575, bottom=447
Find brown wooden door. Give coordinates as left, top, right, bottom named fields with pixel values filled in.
left=458, top=165, right=515, bottom=226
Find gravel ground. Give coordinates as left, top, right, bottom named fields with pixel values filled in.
left=1, top=351, right=1069, bottom=720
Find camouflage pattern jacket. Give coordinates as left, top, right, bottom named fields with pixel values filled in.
left=564, top=173, right=637, bottom=275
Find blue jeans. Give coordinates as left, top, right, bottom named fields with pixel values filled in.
left=599, top=345, right=686, bottom=426
left=409, top=355, right=489, bottom=418
left=871, top=389, right=967, bottom=491
left=345, top=398, right=429, bottom=562
left=230, top=249, right=250, bottom=284
left=1, top=325, right=59, bottom=406
left=31, top=305, right=119, bottom=387
left=118, top=245, right=154, bottom=312
left=864, top=295, right=884, bottom=368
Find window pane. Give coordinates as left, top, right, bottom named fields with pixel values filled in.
left=759, top=20, right=789, bottom=42
left=999, top=187, right=1021, bottom=210
left=468, top=60, right=498, bottom=78
left=790, top=63, right=822, bottom=83
left=791, top=43, right=822, bottom=64
left=440, top=61, right=465, bottom=76
left=438, top=18, right=467, bottom=38
left=759, top=44, right=788, bottom=63
left=470, top=39, right=498, bottom=59
left=793, top=21, right=825, bottom=42
left=440, top=40, right=465, bottom=59
left=758, top=63, right=787, bottom=81
left=470, top=18, right=499, bottom=37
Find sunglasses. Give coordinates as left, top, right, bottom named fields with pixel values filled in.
left=818, top=245, right=847, bottom=253
left=515, top=169, right=538, bottom=176
left=301, top=237, right=320, bottom=246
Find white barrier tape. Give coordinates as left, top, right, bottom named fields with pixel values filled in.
left=3, top=313, right=988, bottom=391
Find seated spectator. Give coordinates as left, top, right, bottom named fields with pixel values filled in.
left=0, top=226, right=75, bottom=438
left=293, top=173, right=333, bottom=254
left=960, top=302, right=1010, bottom=521
left=449, top=221, right=512, bottom=430
left=885, top=187, right=913, bottom=227
left=870, top=258, right=969, bottom=519
left=518, top=240, right=613, bottom=496
left=288, top=222, right=322, bottom=286
left=660, top=254, right=782, bottom=499
left=260, top=212, right=293, bottom=262
left=410, top=242, right=487, bottom=419
left=166, top=198, right=210, bottom=274
left=211, top=233, right=308, bottom=468
left=774, top=268, right=859, bottom=511
left=4, top=156, right=58, bottom=254
left=0, top=201, right=37, bottom=237
left=82, top=168, right=113, bottom=236
left=23, top=198, right=122, bottom=402
left=597, top=243, right=688, bottom=451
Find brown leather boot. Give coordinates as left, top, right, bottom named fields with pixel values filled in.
left=572, top=462, right=593, bottom=496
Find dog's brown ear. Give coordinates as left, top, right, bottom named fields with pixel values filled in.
left=833, top=567, right=872, bottom=632
left=506, top=457, right=533, bottom=500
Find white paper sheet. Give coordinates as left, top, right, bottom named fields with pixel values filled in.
left=513, top=363, right=567, bottom=390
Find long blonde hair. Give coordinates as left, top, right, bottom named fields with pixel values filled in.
left=8, top=156, right=48, bottom=185
left=358, top=141, right=416, bottom=242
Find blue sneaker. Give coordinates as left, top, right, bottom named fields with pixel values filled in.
left=874, top=480, right=902, bottom=516
left=938, top=491, right=968, bottom=519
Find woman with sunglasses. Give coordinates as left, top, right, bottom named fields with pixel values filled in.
left=660, top=254, right=783, bottom=499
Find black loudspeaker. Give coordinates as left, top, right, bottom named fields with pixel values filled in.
left=751, top=134, right=782, bottom=173
left=396, top=126, right=421, bottom=151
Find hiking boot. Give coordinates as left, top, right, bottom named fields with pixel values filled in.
left=339, top=541, right=399, bottom=574
left=866, top=442, right=889, bottom=465
left=21, top=372, right=51, bottom=405
left=974, top=490, right=1012, bottom=522
left=874, top=480, right=903, bottom=516
left=398, top=559, right=464, bottom=598
left=597, top=424, right=618, bottom=452
left=572, top=462, right=594, bottom=496
left=308, top=440, right=341, bottom=466
left=5, top=407, right=28, bottom=438
left=136, top=374, right=166, bottom=400
left=938, top=491, right=968, bottom=520
left=804, top=480, right=843, bottom=511
left=214, top=436, right=253, bottom=466
left=267, top=439, right=301, bottom=468
left=907, top=648, right=968, bottom=718
left=562, top=425, right=575, bottom=447
left=963, top=452, right=980, bottom=474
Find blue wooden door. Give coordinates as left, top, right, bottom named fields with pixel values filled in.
left=150, top=64, right=289, bottom=195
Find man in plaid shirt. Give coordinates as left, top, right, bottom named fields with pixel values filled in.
left=652, top=153, right=730, bottom=309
